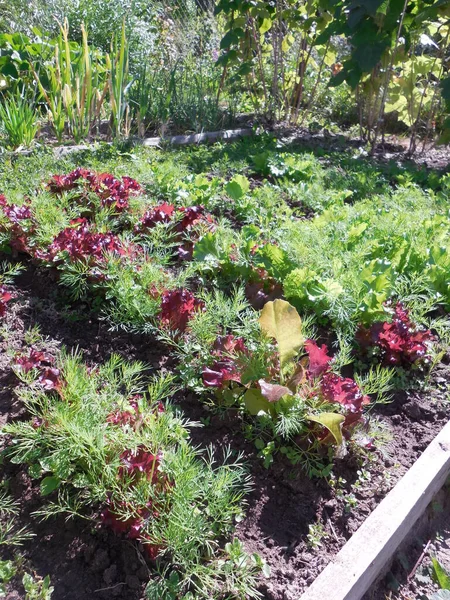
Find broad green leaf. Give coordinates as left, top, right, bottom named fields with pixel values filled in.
left=353, top=40, right=390, bottom=72
left=225, top=181, right=243, bottom=201
left=361, top=259, right=392, bottom=292
left=220, top=29, right=242, bottom=50
left=259, top=18, right=272, bottom=33
left=243, top=389, right=272, bottom=415
left=225, top=175, right=250, bottom=200
left=432, top=558, right=450, bottom=590
left=320, top=279, right=344, bottom=299
left=193, top=233, right=224, bottom=264
left=281, top=34, right=294, bottom=52
left=238, top=62, right=252, bottom=76
left=259, top=300, right=303, bottom=369
left=348, top=222, right=368, bottom=243
left=0, top=560, right=16, bottom=583
left=28, top=463, right=42, bottom=478
left=255, top=244, right=294, bottom=279
left=438, top=118, right=450, bottom=145
left=323, top=50, right=337, bottom=67
left=40, top=475, right=60, bottom=496
left=22, top=573, right=34, bottom=593
left=440, top=75, right=450, bottom=111
left=307, top=413, right=345, bottom=446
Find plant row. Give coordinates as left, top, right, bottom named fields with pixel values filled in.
left=0, top=165, right=446, bottom=469
left=2, top=345, right=264, bottom=599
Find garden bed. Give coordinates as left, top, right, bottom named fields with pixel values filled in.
left=0, top=138, right=449, bottom=600
left=0, top=263, right=449, bottom=600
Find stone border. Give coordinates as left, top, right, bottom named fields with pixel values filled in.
left=298, top=420, right=450, bottom=600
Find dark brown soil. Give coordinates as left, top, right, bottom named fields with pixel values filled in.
left=0, top=263, right=449, bottom=600
left=274, top=126, right=450, bottom=171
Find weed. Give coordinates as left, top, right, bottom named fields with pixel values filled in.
left=307, top=521, right=327, bottom=549
left=0, top=491, right=35, bottom=547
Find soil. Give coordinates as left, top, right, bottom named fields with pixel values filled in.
left=0, top=263, right=449, bottom=600
left=273, top=126, right=450, bottom=171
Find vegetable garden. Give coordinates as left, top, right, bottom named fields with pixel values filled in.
left=0, top=135, right=447, bottom=600
left=0, top=1, right=450, bottom=599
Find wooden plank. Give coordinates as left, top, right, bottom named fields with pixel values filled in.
left=299, top=420, right=450, bottom=600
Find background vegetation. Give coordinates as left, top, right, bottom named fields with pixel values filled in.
left=0, top=0, right=448, bottom=148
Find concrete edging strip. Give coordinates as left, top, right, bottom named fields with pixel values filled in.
left=141, top=127, right=253, bottom=147
left=299, top=419, right=450, bottom=600
left=44, top=128, right=253, bottom=157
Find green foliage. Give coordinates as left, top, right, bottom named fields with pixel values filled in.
left=307, top=413, right=345, bottom=446
left=0, top=92, right=38, bottom=149
left=225, top=175, right=250, bottom=201
left=277, top=184, right=450, bottom=333
left=0, top=491, right=35, bottom=547
left=259, top=299, right=303, bottom=371
left=0, top=559, right=16, bottom=584
left=432, top=557, right=450, bottom=590
left=3, top=350, right=258, bottom=599
left=130, top=58, right=237, bottom=136
left=108, top=20, right=130, bottom=139
left=0, top=138, right=445, bottom=471
left=22, top=573, right=54, bottom=600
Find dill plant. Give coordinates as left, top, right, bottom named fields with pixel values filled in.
left=2, top=351, right=260, bottom=599
left=0, top=491, right=34, bottom=547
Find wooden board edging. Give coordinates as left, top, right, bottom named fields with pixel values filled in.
left=298, top=420, right=450, bottom=600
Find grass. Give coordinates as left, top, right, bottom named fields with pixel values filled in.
left=0, top=94, right=38, bottom=150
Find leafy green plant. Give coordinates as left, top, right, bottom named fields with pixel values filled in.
left=200, top=300, right=378, bottom=463
left=22, top=573, right=54, bottom=600
left=0, top=92, right=38, bottom=149
left=108, top=20, right=130, bottom=139
left=34, top=20, right=109, bottom=142
left=0, top=559, right=17, bottom=596
left=307, top=520, right=327, bottom=549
